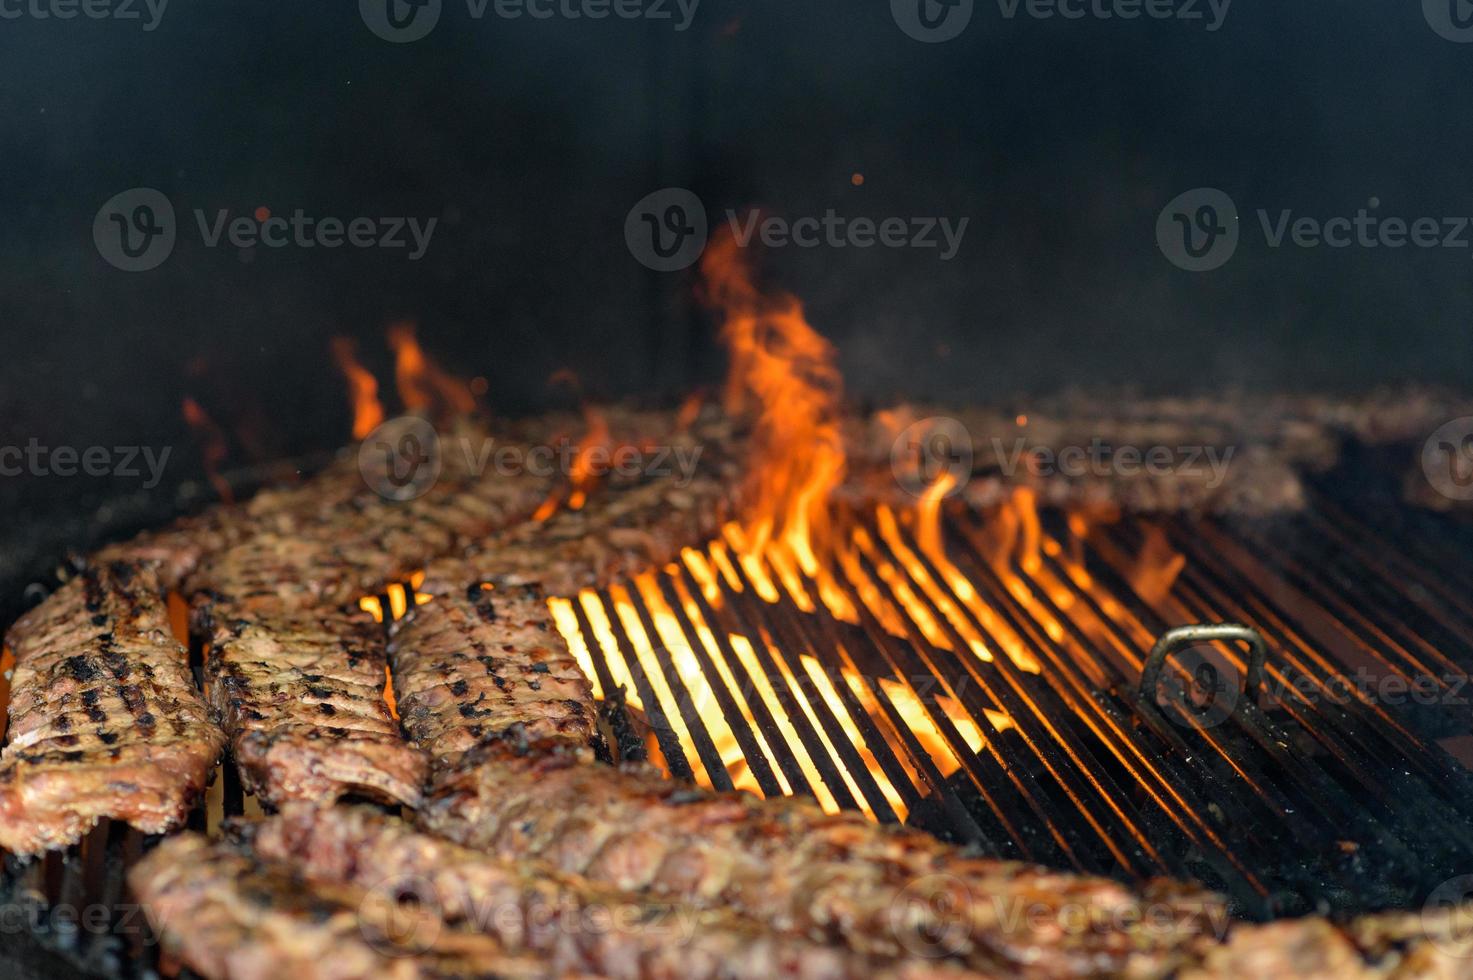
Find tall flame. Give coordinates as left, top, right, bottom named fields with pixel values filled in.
left=329, top=337, right=385, bottom=440
left=182, top=397, right=233, bottom=503
left=700, top=228, right=845, bottom=575
left=387, top=321, right=476, bottom=418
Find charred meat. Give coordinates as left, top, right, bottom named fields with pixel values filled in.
left=0, top=563, right=225, bottom=856
left=388, top=582, right=596, bottom=770
left=202, top=604, right=426, bottom=808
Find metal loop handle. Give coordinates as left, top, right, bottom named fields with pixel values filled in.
left=1139, top=623, right=1268, bottom=720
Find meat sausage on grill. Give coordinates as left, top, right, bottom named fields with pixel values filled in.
left=420, top=740, right=1227, bottom=979
left=0, top=563, right=225, bottom=856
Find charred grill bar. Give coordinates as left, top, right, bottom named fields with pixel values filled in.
left=1, top=452, right=1472, bottom=976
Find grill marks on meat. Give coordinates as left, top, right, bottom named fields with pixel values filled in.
left=421, top=742, right=1226, bottom=979
left=186, top=428, right=556, bottom=615
left=203, top=605, right=426, bottom=808
left=0, top=564, right=224, bottom=855
left=251, top=803, right=974, bottom=980
left=129, top=833, right=553, bottom=980
left=388, top=583, right=595, bottom=770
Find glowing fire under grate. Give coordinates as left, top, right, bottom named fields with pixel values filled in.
left=441, top=488, right=1473, bottom=920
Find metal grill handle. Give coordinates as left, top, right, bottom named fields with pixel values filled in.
left=1140, top=623, right=1268, bottom=721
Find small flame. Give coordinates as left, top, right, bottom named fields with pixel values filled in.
left=182, top=397, right=233, bottom=503
left=676, top=391, right=705, bottom=431
left=700, top=228, right=845, bottom=577
left=330, top=337, right=385, bottom=440
left=387, top=321, right=475, bottom=418
left=1129, top=526, right=1187, bottom=604
left=568, top=406, right=611, bottom=511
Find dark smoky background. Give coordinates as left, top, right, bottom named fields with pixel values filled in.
left=0, top=0, right=1470, bottom=577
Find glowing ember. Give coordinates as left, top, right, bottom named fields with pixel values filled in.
left=329, top=337, right=385, bottom=439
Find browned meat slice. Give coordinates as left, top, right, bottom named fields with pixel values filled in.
left=421, top=741, right=1226, bottom=979
left=1179, top=902, right=1473, bottom=979
left=388, top=583, right=595, bottom=771
left=0, top=563, right=225, bottom=855
left=92, top=454, right=372, bottom=589
left=250, top=803, right=985, bottom=980
left=129, top=833, right=554, bottom=980
left=201, top=604, right=426, bottom=808
left=186, top=427, right=556, bottom=614
left=421, top=470, right=730, bottom=598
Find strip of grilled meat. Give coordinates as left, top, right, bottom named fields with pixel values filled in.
left=129, top=833, right=553, bottom=980
left=201, top=603, right=426, bottom=808
left=0, top=563, right=225, bottom=855
left=420, top=741, right=1226, bottom=979
left=186, top=428, right=555, bottom=614
left=250, top=803, right=985, bottom=980
left=420, top=469, right=729, bottom=598
left=388, top=582, right=596, bottom=772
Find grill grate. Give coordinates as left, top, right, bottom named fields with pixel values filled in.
left=3, top=492, right=1473, bottom=977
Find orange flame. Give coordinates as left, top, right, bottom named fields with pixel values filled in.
left=182, top=397, right=233, bottom=503
left=329, top=337, right=385, bottom=440
left=387, top=321, right=475, bottom=418
left=568, top=406, right=611, bottom=511
left=1129, top=526, right=1186, bottom=604
left=700, top=228, right=845, bottom=576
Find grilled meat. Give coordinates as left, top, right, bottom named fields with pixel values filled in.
left=186, top=426, right=555, bottom=614
left=0, top=563, right=225, bottom=856
left=420, top=471, right=729, bottom=598
left=251, top=803, right=986, bottom=980
left=1180, top=903, right=1473, bottom=980
left=421, top=741, right=1227, bottom=979
left=202, top=603, right=426, bottom=808
left=129, top=833, right=553, bottom=980
left=388, top=582, right=596, bottom=770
